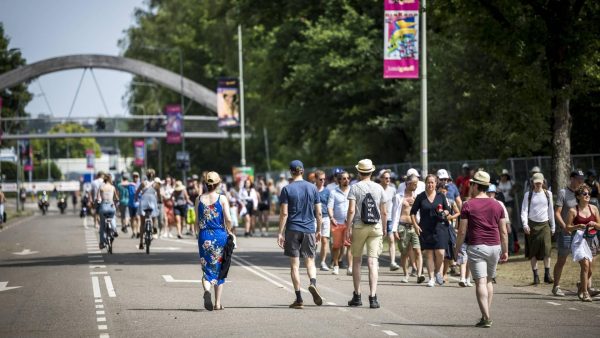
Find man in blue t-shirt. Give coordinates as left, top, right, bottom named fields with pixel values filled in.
left=277, top=160, right=324, bottom=309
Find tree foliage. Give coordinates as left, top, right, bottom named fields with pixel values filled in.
left=30, top=123, right=101, bottom=159
left=119, top=0, right=600, bottom=176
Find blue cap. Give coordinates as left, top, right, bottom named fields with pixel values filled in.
left=333, top=167, right=344, bottom=175
left=289, top=160, right=304, bottom=172
left=487, top=184, right=497, bottom=193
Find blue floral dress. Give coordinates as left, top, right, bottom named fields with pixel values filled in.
left=197, top=195, right=228, bottom=285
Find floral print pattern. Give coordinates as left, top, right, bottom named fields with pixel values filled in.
left=197, top=195, right=227, bottom=285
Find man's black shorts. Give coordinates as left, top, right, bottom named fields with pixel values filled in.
left=284, top=230, right=316, bottom=258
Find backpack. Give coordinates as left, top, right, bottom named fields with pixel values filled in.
left=361, top=192, right=381, bottom=225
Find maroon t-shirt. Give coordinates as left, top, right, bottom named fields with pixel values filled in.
left=461, top=198, right=504, bottom=246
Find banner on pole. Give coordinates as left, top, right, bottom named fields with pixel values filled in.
left=164, top=104, right=182, bottom=144
left=134, top=140, right=145, bottom=166
left=232, top=166, right=254, bottom=187
left=384, top=0, right=420, bottom=79
left=217, top=78, right=240, bottom=128
left=19, top=140, right=33, bottom=172
left=85, top=149, right=95, bottom=169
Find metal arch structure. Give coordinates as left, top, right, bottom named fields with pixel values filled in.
left=0, top=54, right=217, bottom=113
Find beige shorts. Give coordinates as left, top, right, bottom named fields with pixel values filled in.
left=467, top=244, right=501, bottom=280
left=351, top=224, right=383, bottom=258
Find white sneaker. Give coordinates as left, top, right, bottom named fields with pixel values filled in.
left=332, top=266, right=339, bottom=275
left=466, top=280, right=473, bottom=287
left=320, top=262, right=330, bottom=271
left=459, top=278, right=467, bottom=287
left=347, top=268, right=353, bottom=276
left=390, top=263, right=400, bottom=271
left=400, top=277, right=409, bottom=283
left=427, top=279, right=435, bottom=287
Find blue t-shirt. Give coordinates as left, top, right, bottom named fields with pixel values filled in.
left=279, top=180, right=319, bottom=233
left=318, top=188, right=330, bottom=217
left=446, top=183, right=460, bottom=202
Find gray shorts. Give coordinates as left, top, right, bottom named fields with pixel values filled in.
left=119, top=204, right=130, bottom=220
left=320, top=217, right=331, bottom=238
left=284, top=230, right=316, bottom=258
left=556, top=231, right=572, bottom=257
left=467, top=244, right=501, bottom=280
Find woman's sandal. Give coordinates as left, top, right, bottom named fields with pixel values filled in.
left=213, top=305, right=224, bottom=310
left=582, top=292, right=593, bottom=302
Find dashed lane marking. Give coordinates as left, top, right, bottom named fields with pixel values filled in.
left=90, top=271, right=108, bottom=275
left=96, top=311, right=105, bottom=315
left=92, top=277, right=102, bottom=298
left=382, top=330, right=398, bottom=336
left=89, top=265, right=107, bottom=269
left=568, top=308, right=580, bottom=311
left=97, top=317, right=106, bottom=322
left=547, top=301, right=561, bottom=306
left=104, top=276, right=116, bottom=297
left=98, top=325, right=107, bottom=330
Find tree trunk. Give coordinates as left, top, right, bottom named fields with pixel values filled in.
left=551, top=96, right=571, bottom=191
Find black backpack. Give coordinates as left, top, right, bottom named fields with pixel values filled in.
left=361, top=192, right=381, bottom=225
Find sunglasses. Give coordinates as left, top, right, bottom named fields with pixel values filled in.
left=341, top=177, right=350, bottom=180
left=318, top=178, right=325, bottom=181
left=383, top=177, right=391, bottom=180
left=581, top=192, right=590, bottom=196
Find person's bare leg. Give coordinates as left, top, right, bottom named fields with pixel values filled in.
left=320, top=237, right=329, bottom=266
left=388, top=233, right=396, bottom=266
left=352, top=256, right=362, bottom=294
left=214, top=283, right=223, bottom=308
left=475, top=277, right=491, bottom=320
left=305, top=256, right=317, bottom=280
left=434, top=249, right=445, bottom=276
left=425, top=250, right=435, bottom=280
left=332, top=247, right=341, bottom=267
left=290, top=257, right=301, bottom=291
left=415, top=248, right=423, bottom=277
left=367, top=256, right=379, bottom=296
left=553, top=255, right=568, bottom=288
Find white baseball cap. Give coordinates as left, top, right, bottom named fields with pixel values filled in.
left=437, top=169, right=450, bottom=179
left=406, top=168, right=420, bottom=178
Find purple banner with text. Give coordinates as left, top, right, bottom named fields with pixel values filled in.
left=384, top=0, right=420, bottom=79
left=164, top=104, right=182, bottom=144
left=134, top=140, right=145, bottom=166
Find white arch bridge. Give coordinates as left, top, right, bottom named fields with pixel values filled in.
left=0, top=54, right=241, bottom=140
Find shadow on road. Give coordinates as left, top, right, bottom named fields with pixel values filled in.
left=381, top=322, right=475, bottom=328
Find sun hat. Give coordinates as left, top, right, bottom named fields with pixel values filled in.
left=530, top=166, right=541, bottom=174
left=174, top=180, right=185, bottom=191
left=379, top=169, right=391, bottom=178
left=356, top=159, right=376, bottom=174
left=289, top=160, right=304, bottom=172
left=532, top=173, right=544, bottom=184
left=470, top=170, right=491, bottom=186
left=501, top=169, right=510, bottom=176
left=192, top=174, right=199, bottom=180
left=487, top=184, right=497, bottom=193
left=206, top=171, right=221, bottom=185
left=153, top=177, right=162, bottom=184
left=462, top=163, right=470, bottom=169
left=406, top=168, right=420, bottom=178
left=437, top=169, right=450, bottom=179
left=133, top=171, right=140, bottom=177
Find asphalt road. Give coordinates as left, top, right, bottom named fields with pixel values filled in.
left=1, top=210, right=600, bottom=338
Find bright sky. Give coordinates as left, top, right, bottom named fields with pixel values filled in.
left=0, top=0, right=146, bottom=118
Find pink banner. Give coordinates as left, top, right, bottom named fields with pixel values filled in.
left=384, top=0, right=420, bottom=79
left=85, top=149, right=95, bottom=169
left=134, top=140, right=145, bottom=166
left=164, top=104, right=182, bottom=144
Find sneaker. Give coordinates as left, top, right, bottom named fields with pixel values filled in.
left=417, top=275, right=426, bottom=284
left=339, top=261, right=348, bottom=269
left=582, top=292, right=593, bottom=302
left=348, top=292, right=362, bottom=306
left=368, top=295, right=380, bottom=309
left=589, top=289, right=600, bottom=297
left=544, top=275, right=554, bottom=284
left=552, top=286, right=565, bottom=297
left=390, top=263, right=400, bottom=271
left=435, top=272, right=444, bottom=286
left=400, top=277, right=409, bottom=283
left=289, top=300, right=304, bottom=309
left=332, top=266, right=339, bottom=275
left=138, top=244, right=144, bottom=250
left=475, top=318, right=493, bottom=328
left=347, top=268, right=353, bottom=276
left=459, top=279, right=467, bottom=287
left=308, top=284, right=323, bottom=306
left=410, top=268, right=417, bottom=277
left=203, top=291, right=213, bottom=311
left=320, top=262, right=330, bottom=271
left=152, top=234, right=158, bottom=239
left=466, top=280, right=473, bottom=287
left=121, top=226, right=128, bottom=234
left=427, top=279, right=435, bottom=287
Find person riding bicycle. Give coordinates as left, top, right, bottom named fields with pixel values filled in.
left=96, top=174, right=119, bottom=250
left=137, top=169, right=159, bottom=250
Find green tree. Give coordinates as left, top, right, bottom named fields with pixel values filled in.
left=31, top=123, right=101, bottom=159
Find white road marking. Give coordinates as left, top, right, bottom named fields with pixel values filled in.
left=151, top=247, right=181, bottom=251
left=162, top=275, right=202, bottom=283
left=88, top=255, right=103, bottom=259
left=338, top=308, right=348, bottom=312
left=92, top=277, right=102, bottom=298
left=95, top=299, right=102, bottom=303
left=89, top=265, right=107, bottom=269
left=12, top=249, right=39, bottom=255
left=229, top=259, right=289, bottom=291
left=382, top=330, right=398, bottom=336
left=232, top=255, right=308, bottom=293
left=568, top=307, right=580, bottom=311
left=547, top=301, right=561, bottom=306
left=369, top=323, right=381, bottom=327
left=104, top=276, right=116, bottom=297
left=89, top=260, right=104, bottom=263
left=96, top=305, right=104, bottom=309
left=90, top=271, right=108, bottom=275
left=98, top=325, right=107, bottom=330
left=88, top=251, right=102, bottom=254
left=96, top=311, right=105, bottom=315
left=100, top=334, right=109, bottom=338
left=0, top=281, right=22, bottom=292
left=97, top=317, right=106, bottom=322
left=327, top=302, right=336, bottom=306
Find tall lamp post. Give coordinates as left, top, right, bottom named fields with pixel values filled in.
left=140, top=45, right=186, bottom=182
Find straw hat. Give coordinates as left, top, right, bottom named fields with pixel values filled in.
left=355, top=159, right=376, bottom=174
left=206, top=171, right=221, bottom=185
left=174, top=180, right=185, bottom=191
left=470, top=171, right=491, bottom=186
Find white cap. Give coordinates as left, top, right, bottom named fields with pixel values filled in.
left=462, top=163, right=470, bottom=169
left=437, top=169, right=450, bottom=179
left=406, top=168, right=420, bottom=178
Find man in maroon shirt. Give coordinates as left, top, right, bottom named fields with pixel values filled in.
left=455, top=163, right=474, bottom=201
left=455, top=170, right=508, bottom=328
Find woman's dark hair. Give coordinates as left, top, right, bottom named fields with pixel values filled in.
left=207, top=183, right=219, bottom=192
left=474, top=183, right=488, bottom=193
left=437, top=182, right=447, bottom=191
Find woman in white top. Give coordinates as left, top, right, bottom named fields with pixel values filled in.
left=240, top=180, right=259, bottom=237
left=520, top=173, right=555, bottom=285
left=96, top=174, right=119, bottom=249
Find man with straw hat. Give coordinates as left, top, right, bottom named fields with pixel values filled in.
left=346, top=159, right=388, bottom=309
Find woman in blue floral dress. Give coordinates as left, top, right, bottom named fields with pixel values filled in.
left=196, top=171, right=234, bottom=311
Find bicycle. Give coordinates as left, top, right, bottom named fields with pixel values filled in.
left=143, top=208, right=153, bottom=255
left=101, top=209, right=116, bottom=254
